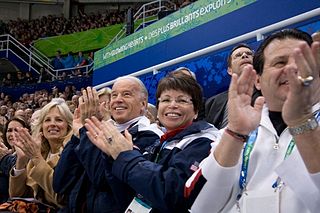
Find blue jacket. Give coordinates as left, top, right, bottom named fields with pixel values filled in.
left=0, top=153, right=17, bottom=203
left=53, top=117, right=163, bottom=213
left=112, top=121, right=219, bottom=213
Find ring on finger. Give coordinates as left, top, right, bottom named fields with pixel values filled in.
left=298, top=75, right=314, bottom=86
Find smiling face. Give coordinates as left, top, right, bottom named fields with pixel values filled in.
left=255, top=38, right=301, bottom=111
left=110, top=79, right=147, bottom=124
left=157, top=89, right=196, bottom=132
left=6, top=120, right=24, bottom=147
left=42, top=107, right=68, bottom=144
left=228, top=47, right=253, bottom=76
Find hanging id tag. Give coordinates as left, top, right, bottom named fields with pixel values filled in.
left=242, top=190, right=280, bottom=213
left=125, top=197, right=152, bottom=213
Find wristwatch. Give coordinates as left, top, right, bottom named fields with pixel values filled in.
left=288, top=116, right=319, bottom=136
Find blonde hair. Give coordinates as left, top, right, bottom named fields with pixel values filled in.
left=32, top=98, right=73, bottom=155
left=97, top=87, right=112, bottom=97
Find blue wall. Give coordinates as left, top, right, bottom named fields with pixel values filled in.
left=93, top=0, right=320, bottom=104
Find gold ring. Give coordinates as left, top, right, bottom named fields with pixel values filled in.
left=298, top=75, right=314, bottom=86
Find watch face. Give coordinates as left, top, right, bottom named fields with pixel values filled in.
left=308, top=118, right=319, bottom=130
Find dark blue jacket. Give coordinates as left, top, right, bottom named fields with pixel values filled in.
left=112, top=121, right=218, bottom=213
left=53, top=120, right=162, bottom=213
left=0, top=153, right=17, bottom=203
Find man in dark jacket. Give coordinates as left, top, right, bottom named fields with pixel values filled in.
left=205, top=44, right=255, bottom=129
left=53, top=77, right=163, bottom=213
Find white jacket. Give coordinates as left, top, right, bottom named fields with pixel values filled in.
left=187, top=104, right=320, bottom=213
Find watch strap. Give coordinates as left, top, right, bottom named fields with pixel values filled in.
left=288, top=116, right=319, bottom=136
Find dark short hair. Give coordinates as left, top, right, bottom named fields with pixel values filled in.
left=253, top=29, right=313, bottom=75
left=227, top=43, right=252, bottom=68
left=156, top=74, right=202, bottom=114
left=3, top=116, right=30, bottom=149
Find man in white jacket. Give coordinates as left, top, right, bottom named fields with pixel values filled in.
left=185, top=29, right=320, bottom=213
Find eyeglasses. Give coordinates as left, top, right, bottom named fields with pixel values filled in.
left=158, top=96, right=193, bottom=106
left=233, top=51, right=253, bottom=59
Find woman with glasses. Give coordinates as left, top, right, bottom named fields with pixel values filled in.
left=84, top=73, right=219, bottom=213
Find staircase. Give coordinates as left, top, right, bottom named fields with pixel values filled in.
left=108, top=0, right=176, bottom=45
left=0, top=34, right=93, bottom=79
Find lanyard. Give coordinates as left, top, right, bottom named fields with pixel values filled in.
left=238, top=110, right=320, bottom=197
left=154, top=141, right=168, bottom=163
left=238, top=128, right=258, bottom=191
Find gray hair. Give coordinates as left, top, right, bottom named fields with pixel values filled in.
left=114, top=76, right=148, bottom=100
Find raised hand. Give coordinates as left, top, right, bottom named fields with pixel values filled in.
left=282, top=41, right=320, bottom=126
left=0, top=141, right=12, bottom=159
left=99, top=101, right=111, bottom=121
left=84, top=116, right=133, bottom=159
left=72, top=107, right=82, bottom=138
left=13, top=127, right=43, bottom=166
left=227, top=65, right=265, bottom=135
left=79, top=87, right=102, bottom=125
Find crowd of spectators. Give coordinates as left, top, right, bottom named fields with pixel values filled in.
left=1, top=71, right=37, bottom=87
left=4, top=10, right=125, bottom=46
left=0, top=85, right=81, bottom=127
left=2, top=0, right=192, bottom=46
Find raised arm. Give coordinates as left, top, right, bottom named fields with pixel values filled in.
left=214, top=65, right=265, bottom=167
left=282, top=41, right=320, bottom=174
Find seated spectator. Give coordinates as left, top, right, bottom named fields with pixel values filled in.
left=0, top=117, right=29, bottom=203
left=87, top=51, right=94, bottom=65
left=9, top=98, right=73, bottom=211
left=15, top=71, right=25, bottom=86
left=71, top=94, right=79, bottom=108
left=51, top=50, right=64, bottom=70
left=53, top=80, right=162, bottom=213
left=0, top=106, right=8, bottom=122
left=205, top=44, right=254, bottom=129
left=38, top=67, right=52, bottom=83
left=62, top=52, right=75, bottom=69
left=185, top=29, right=320, bottom=213
left=169, top=67, right=206, bottom=121
left=146, top=103, right=157, bottom=124
left=24, top=72, right=35, bottom=84
left=14, top=110, right=25, bottom=120
left=97, top=87, right=112, bottom=121
left=85, top=74, right=219, bottom=212
left=2, top=73, right=13, bottom=87
left=6, top=108, right=15, bottom=121
left=75, top=51, right=87, bottom=67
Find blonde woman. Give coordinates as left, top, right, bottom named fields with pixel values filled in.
left=9, top=98, right=73, bottom=210
left=97, top=87, right=112, bottom=121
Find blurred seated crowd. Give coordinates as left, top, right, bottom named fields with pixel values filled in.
left=4, top=10, right=125, bottom=46
left=0, top=85, right=81, bottom=127
left=1, top=0, right=193, bottom=46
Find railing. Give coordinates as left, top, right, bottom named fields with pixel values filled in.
left=0, top=34, right=43, bottom=75
left=94, top=7, right=320, bottom=90
left=29, top=43, right=54, bottom=70
left=0, top=34, right=94, bottom=79
left=108, top=0, right=176, bottom=45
